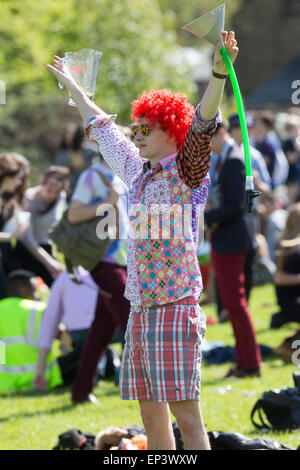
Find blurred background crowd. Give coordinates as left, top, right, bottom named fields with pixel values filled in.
left=0, top=0, right=299, bottom=397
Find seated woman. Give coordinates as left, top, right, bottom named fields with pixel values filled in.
left=12, top=166, right=69, bottom=286
left=1, top=153, right=31, bottom=273
left=0, top=153, right=28, bottom=299
left=271, top=202, right=300, bottom=328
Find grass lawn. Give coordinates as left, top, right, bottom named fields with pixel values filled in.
left=1, top=283, right=300, bottom=450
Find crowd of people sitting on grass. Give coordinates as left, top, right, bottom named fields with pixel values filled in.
left=0, top=107, right=299, bottom=397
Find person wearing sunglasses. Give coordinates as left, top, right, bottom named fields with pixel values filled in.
left=47, top=31, right=238, bottom=451
left=0, top=153, right=28, bottom=299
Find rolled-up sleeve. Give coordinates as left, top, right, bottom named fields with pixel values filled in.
left=176, top=104, right=221, bottom=189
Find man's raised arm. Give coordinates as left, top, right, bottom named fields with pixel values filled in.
left=200, top=31, right=238, bottom=121
left=47, top=55, right=109, bottom=123
left=176, top=31, right=239, bottom=189
left=46, top=57, right=144, bottom=187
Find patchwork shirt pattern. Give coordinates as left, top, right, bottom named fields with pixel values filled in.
left=85, top=105, right=218, bottom=307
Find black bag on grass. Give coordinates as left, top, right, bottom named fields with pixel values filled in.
left=53, top=429, right=96, bottom=450
left=208, top=431, right=292, bottom=450
left=251, top=373, right=300, bottom=431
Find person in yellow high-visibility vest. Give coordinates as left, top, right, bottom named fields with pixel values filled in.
left=0, top=270, right=63, bottom=392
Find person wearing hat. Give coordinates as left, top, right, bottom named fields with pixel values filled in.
left=228, top=112, right=271, bottom=194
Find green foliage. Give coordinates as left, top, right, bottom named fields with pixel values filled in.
left=0, top=0, right=194, bottom=172
left=0, top=0, right=245, bottom=180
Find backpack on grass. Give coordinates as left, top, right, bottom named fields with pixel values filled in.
left=251, top=372, right=300, bottom=431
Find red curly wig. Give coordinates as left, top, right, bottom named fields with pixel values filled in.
left=131, top=89, right=194, bottom=150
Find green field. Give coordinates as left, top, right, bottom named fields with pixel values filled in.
left=1, top=283, right=299, bottom=450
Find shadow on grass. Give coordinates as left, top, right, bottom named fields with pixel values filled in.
left=96, top=389, right=120, bottom=399
left=256, top=327, right=275, bottom=334
left=256, top=326, right=299, bottom=335
left=0, top=382, right=121, bottom=423
left=0, top=385, right=82, bottom=424
left=203, top=377, right=229, bottom=386
left=0, top=380, right=120, bottom=400
left=0, top=385, right=70, bottom=399
left=264, top=360, right=296, bottom=370
left=202, top=352, right=278, bottom=372
left=0, top=402, right=76, bottom=423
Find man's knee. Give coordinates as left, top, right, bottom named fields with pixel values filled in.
left=139, top=402, right=169, bottom=432
left=170, top=402, right=203, bottom=436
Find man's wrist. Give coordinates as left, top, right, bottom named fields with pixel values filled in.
left=69, top=83, right=86, bottom=99
left=212, top=70, right=228, bottom=79
left=213, top=63, right=228, bottom=75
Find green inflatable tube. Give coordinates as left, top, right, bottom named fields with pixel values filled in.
left=220, top=46, right=253, bottom=184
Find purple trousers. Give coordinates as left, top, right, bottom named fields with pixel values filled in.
left=211, top=248, right=262, bottom=369
left=72, top=262, right=130, bottom=402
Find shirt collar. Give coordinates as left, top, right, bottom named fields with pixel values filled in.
left=142, top=153, right=177, bottom=174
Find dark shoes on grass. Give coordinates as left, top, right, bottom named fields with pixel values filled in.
left=225, top=367, right=261, bottom=379
left=270, top=312, right=288, bottom=329
left=270, top=311, right=300, bottom=329
left=73, top=393, right=99, bottom=405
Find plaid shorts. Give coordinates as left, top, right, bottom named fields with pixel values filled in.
left=119, top=296, right=206, bottom=402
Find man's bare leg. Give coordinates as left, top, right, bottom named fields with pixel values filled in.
left=139, top=400, right=176, bottom=450
left=169, top=400, right=210, bottom=450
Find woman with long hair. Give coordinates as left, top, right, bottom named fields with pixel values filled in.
left=0, top=153, right=27, bottom=298
left=12, top=165, right=70, bottom=286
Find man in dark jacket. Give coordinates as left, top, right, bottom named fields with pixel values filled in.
left=205, top=123, right=262, bottom=378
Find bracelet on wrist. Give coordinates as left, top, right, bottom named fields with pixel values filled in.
left=212, top=70, right=229, bottom=80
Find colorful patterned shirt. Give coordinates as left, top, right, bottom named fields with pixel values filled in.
left=85, top=104, right=218, bottom=307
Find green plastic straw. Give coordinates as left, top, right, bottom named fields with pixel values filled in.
left=220, top=46, right=253, bottom=180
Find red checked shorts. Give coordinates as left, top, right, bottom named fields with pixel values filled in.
left=119, top=296, right=206, bottom=402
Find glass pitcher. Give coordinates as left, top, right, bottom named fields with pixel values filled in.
left=58, top=48, right=102, bottom=107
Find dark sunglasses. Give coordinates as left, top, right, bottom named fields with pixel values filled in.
left=4, top=170, right=20, bottom=178
left=131, top=123, right=151, bottom=138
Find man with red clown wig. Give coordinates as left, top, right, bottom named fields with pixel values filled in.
left=47, top=31, right=238, bottom=450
